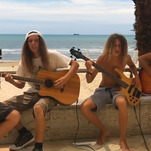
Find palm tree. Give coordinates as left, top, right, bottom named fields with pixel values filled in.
left=133, top=0, right=151, bottom=56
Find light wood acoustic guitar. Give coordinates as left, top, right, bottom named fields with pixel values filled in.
left=1, top=70, right=80, bottom=105
left=139, top=66, right=151, bottom=94
left=70, top=47, right=142, bottom=106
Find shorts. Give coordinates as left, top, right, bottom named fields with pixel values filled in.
left=90, top=87, right=126, bottom=112
left=3, top=92, right=57, bottom=116
left=0, top=102, right=14, bottom=123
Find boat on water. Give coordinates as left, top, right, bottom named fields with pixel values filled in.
left=73, top=33, right=79, bottom=35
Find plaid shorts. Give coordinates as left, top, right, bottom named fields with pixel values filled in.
left=0, top=102, right=14, bottom=123
left=3, top=92, right=57, bottom=115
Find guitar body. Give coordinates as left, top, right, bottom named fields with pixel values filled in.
left=36, top=70, right=80, bottom=105
left=139, top=67, right=151, bottom=94
left=115, top=68, right=142, bottom=106
left=1, top=70, right=80, bottom=105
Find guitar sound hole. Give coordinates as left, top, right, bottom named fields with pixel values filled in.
left=45, top=79, right=54, bottom=88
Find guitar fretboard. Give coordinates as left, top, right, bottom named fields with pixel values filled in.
left=92, top=62, right=128, bottom=88
left=1, top=73, right=44, bottom=85
left=81, top=55, right=128, bottom=88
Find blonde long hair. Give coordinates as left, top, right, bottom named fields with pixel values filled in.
left=21, top=36, right=50, bottom=74
left=102, top=33, right=128, bottom=64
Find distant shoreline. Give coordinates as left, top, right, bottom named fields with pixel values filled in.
left=0, top=34, right=135, bottom=36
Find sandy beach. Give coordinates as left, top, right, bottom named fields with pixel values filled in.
left=0, top=61, right=19, bottom=71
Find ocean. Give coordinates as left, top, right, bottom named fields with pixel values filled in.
left=0, top=34, right=137, bottom=61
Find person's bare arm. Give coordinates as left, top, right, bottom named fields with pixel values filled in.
left=85, top=57, right=102, bottom=83
left=126, top=54, right=141, bottom=89
left=54, top=60, right=79, bottom=87
left=5, top=73, right=25, bottom=89
left=138, top=52, right=151, bottom=76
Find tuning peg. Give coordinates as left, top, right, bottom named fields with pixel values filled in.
left=70, top=55, right=73, bottom=58
left=74, top=58, right=77, bottom=61
left=78, top=48, right=80, bottom=51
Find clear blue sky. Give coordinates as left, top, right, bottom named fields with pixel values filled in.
left=0, top=0, right=135, bottom=34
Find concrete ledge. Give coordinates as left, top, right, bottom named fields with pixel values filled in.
left=1, top=96, right=151, bottom=144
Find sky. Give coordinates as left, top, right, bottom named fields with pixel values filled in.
left=0, top=0, right=135, bottom=35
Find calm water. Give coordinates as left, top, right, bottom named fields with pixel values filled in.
left=0, top=34, right=136, bottom=61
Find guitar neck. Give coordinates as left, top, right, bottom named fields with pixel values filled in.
left=82, top=56, right=128, bottom=88
left=1, top=73, right=44, bottom=85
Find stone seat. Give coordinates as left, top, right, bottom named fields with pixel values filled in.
left=0, top=96, right=151, bottom=144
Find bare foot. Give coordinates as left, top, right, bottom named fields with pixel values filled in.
left=96, top=130, right=109, bottom=145
left=120, top=140, right=131, bottom=151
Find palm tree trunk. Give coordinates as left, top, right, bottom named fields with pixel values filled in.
left=133, top=0, right=151, bottom=56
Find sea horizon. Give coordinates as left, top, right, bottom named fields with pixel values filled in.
left=0, top=34, right=137, bottom=61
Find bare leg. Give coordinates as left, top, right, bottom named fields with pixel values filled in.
left=15, top=121, right=24, bottom=130
left=33, top=105, right=45, bottom=143
left=81, top=99, right=109, bottom=145
left=115, top=96, right=131, bottom=151
left=0, top=110, right=20, bottom=139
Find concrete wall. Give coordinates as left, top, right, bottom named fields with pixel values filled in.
left=0, top=96, right=151, bottom=144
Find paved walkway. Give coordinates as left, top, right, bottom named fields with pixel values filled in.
left=0, top=134, right=151, bottom=151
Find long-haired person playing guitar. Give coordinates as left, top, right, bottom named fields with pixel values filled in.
left=81, top=33, right=141, bottom=151
left=3, top=30, right=79, bottom=151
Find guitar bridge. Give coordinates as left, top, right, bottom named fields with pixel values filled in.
left=60, top=85, right=65, bottom=92
left=129, top=86, right=142, bottom=106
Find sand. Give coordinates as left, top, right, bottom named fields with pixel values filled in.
left=0, top=61, right=18, bottom=72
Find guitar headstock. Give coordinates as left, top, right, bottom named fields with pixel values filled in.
left=70, top=47, right=84, bottom=60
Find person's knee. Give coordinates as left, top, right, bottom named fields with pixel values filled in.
left=115, top=96, right=127, bottom=107
left=81, top=99, right=93, bottom=113
left=15, top=110, right=21, bottom=121
left=81, top=100, right=87, bottom=111
left=9, top=110, right=21, bottom=124
left=33, top=105, right=44, bottom=116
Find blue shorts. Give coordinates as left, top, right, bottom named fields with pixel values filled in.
left=90, top=87, right=126, bottom=112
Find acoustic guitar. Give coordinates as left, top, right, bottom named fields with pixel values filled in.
left=139, top=66, right=151, bottom=94
left=1, top=70, right=80, bottom=105
left=70, top=47, right=142, bottom=106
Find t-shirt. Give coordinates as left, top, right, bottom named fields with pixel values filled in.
left=16, top=50, right=71, bottom=93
